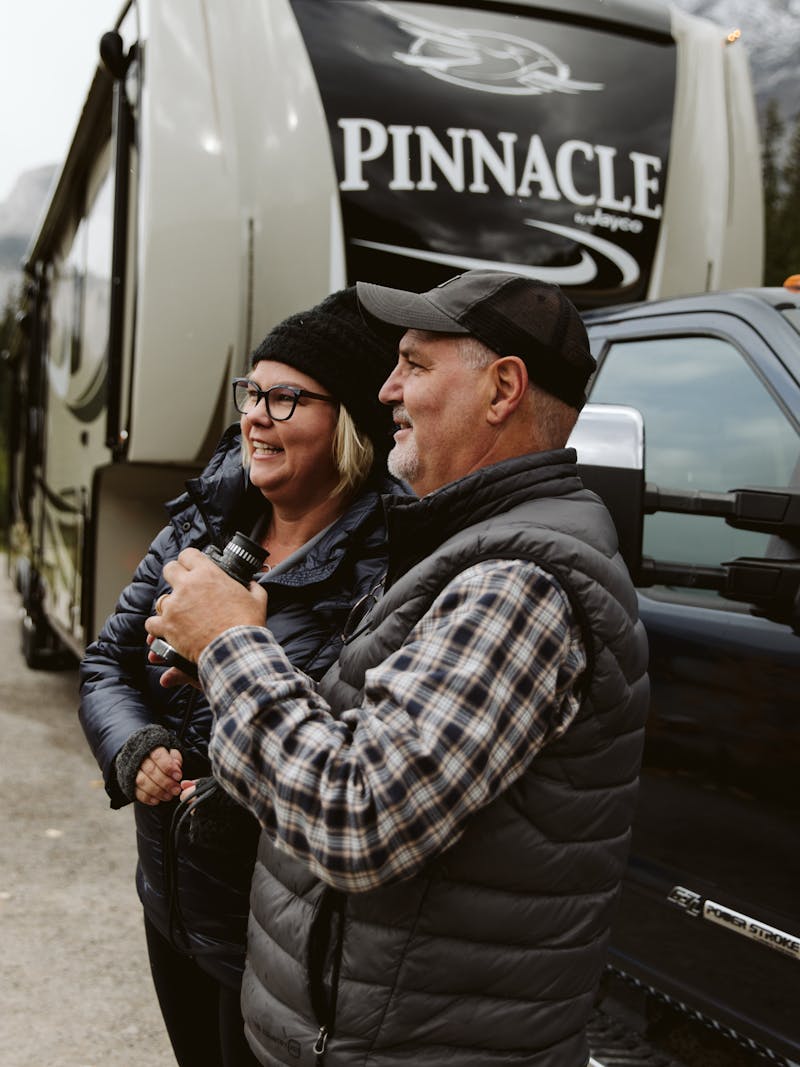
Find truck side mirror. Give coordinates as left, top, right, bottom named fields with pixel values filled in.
left=568, top=403, right=645, bottom=578
left=570, top=405, right=800, bottom=630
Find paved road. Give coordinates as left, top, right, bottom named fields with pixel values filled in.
left=0, top=559, right=174, bottom=1067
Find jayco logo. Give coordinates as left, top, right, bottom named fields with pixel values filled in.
left=372, top=0, right=604, bottom=96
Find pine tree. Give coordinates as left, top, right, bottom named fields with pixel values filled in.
left=776, top=110, right=800, bottom=284
left=761, top=99, right=785, bottom=284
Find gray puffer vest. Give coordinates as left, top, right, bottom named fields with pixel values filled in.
left=243, top=450, right=649, bottom=1067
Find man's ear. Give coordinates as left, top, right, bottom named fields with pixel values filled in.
left=487, top=356, right=528, bottom=425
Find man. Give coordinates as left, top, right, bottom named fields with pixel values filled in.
left=147, top=269, right=649, bottom=1067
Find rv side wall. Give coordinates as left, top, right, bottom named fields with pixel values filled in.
left=647, top=6, right=763, bottom=297
left=126, top=0, right=343, bottom=466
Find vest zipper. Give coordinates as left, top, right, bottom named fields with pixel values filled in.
left=313, top=1026, right=328, bottom=1060
left=309, top=890, right=345, bottom=1064
left=341, top=576, right=385, bottom=643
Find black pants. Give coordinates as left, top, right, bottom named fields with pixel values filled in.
left=144, top=915, right=260, bottom=1067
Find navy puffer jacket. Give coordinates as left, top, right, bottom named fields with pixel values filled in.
left=79, top=424, right=398, bottom=988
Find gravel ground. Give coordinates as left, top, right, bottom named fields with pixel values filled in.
left=0, top=559, right=175, bottom=1067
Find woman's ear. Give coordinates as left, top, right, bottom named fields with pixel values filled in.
left=487, top=356, right=528, bottom=425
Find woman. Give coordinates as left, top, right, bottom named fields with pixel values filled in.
left=78, top=287, right=401, bottom=1067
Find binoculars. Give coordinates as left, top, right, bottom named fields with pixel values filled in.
left=150, top=529, right=268, bottom=679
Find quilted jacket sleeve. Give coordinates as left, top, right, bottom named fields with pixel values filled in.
left=78, top=523, right=179, bottom=808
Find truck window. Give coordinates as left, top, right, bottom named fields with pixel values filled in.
left=588, top=334, right=800, bottom=576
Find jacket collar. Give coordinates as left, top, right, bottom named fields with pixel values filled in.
left=270, top=474, right=401, bottom=588
left=166, top=424, right=248, bottom=548
left=383, top=448, right=582, bottom=585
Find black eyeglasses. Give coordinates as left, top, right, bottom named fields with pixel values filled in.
left=232, top=378, right=337, bottom=421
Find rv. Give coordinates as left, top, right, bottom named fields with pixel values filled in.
left=7, top=0, right=763, bottom=662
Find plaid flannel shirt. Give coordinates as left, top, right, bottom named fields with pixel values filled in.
left=202, top=559, right=586, bottom=893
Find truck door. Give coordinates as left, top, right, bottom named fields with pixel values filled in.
left=586, top=310, right=800, bottom=1061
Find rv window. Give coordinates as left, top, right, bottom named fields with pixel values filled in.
left=81, top=167, right=114, bottom=398
left=45, top=148, right=114, bottom=421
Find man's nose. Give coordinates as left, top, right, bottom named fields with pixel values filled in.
left=379, top=364, right=403, bottom=405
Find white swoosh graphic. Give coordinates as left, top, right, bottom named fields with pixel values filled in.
left=524, top=219, right=640, bottom=286
left=350, top=238, right=597, bottom=284
left=353, top=219, right=640, bottom=287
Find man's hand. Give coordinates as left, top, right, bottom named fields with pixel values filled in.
left=135, top=746, right=183, bottom=805
left=144, top=548, right=267, bottom=665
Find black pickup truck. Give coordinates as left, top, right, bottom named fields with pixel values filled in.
left=574, top=286, right=800, bottom=1066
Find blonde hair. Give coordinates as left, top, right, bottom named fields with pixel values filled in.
left=331, top=405, right=375, bottom=497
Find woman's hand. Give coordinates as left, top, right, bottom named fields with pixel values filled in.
left=180, top=779, right=198, bottom=803
left=134, top=746, right=183, bottom=805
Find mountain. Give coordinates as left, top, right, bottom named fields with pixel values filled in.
left=0, top=165, right=56, bottom=308
left=671, top=0, right=800, bottom=125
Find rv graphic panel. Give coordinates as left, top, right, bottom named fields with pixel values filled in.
left=291, top=0, right=675, bottom=305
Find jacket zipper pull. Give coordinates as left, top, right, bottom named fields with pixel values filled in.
left=314, top=1025, right=328, bottom=1061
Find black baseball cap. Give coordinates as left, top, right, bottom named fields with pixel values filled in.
left=357, top=269, right=596, bottom=409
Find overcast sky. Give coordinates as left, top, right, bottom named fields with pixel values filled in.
left=0, top=0, right=117, bottom=202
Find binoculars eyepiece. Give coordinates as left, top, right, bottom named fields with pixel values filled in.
left=203, top=530, right=269, bottom=587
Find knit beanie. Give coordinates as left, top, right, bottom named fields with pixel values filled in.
left=250, top=287, right=400, bottom=454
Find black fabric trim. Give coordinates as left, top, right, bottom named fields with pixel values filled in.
left=114, top=724, right=179, bottom=802
left=464, top=301, right=587, bottom=406
left=383, top=450, right=581, bottom=585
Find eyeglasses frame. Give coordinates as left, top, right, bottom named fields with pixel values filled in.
left=231, top=378, right=337, bottom=421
